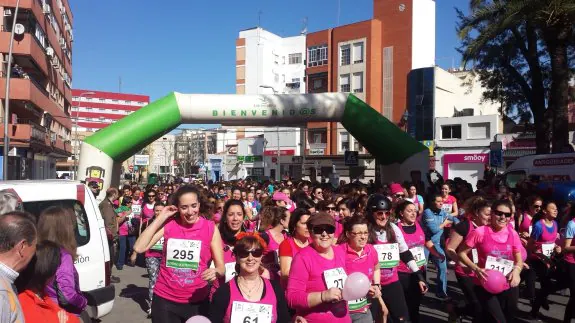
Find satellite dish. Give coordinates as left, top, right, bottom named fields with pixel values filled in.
left=14, top=23, right=25, bottom=35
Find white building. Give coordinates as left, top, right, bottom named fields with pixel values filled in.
left=235, top=27, right=306, bottom=180
left=149, top=134, right=176, bottom=176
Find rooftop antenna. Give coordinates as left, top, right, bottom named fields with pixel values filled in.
left=337, top=0, right=341, bottom=26
left=301, top=17, right=308, bottom=35
left=258, top=10, right=263, bottom=27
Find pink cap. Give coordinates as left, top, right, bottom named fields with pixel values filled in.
left=390, top=183, right=404, bottom=195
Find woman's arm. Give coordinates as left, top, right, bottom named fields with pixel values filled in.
left=446, top=230, right=464, bottom=262
left=451, top=201, right=459, bottom=217
left=54, top=252, right=88, bottom=312
left=134, top=205, right=177, bottom=253
left=210, top=227, right=226, bottom=278
left=208, top=283, right=230, bottom=323
left=279, top=256, right=293, bottom=285
left=271, top=280, right=291, bottom=323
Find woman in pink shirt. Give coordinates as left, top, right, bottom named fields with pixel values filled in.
left=458, top=199, right=523, bottom=323
left=279, top=208, right=311, bottom=287
left=518, top=195, right=543, bottom=246
left=209, top=233, right=290, bottom=323
left=286, top=212, right=351, bottom=322
left=441, top=184, right=458, bottom=217
left=260, top=206, right=289, bottom=280
left=134, top=185, right=225, bottom=322
left=337, top=215, right=382, bottom=323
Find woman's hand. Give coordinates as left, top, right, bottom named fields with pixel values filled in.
left=201, top=268, right=218, bottom=282
left=555, top=245, right=562, bottom=254
left=508, top=270, right=521, bottom=288
left=129, top=252, right=137, bottom=265
left=367, top=285, right=381, bottom=298
left=474, top=267, right=488, bottom=281
left=418, top=281, right=428, bottom=294
left=321, top=288, right=342, bottom=303
left=159, top=205, right=178, bottom=222
left=294, top=316, right=308, bottom=323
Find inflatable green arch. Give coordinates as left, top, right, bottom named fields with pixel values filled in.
left=78, top=93, right=427, bottom=196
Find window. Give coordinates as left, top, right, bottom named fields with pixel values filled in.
left=340, top=132, right=350, bottom=151
left=289, top=53, right=302, bottom=64
left=353, top=72, right=363, bottom=93
left=504, top=171, right=526, bottom=189
left=274, top=54, right=279, bottom=65
left=467, top=122, right=490, bottom=139
left=274, top=73, right=279, bottom=83
left=340, top=74, right=350, bottom=92
left=307, top=45, right=328, bottom=67
left=340, top=45, right=351, bottom=66
left=23, top=200, right=90, bottom=246
left=313, top=79, right=323, bottom=89
left=353, top=42, right=364, bottom=63
left=354, top=139, right=364, bottom=152
left=441, top=125, right=462, bottom=139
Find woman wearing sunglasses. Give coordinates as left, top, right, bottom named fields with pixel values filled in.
left=287, top=212, right=351, bottom=322
left=338, top=215, right=384, bottom=323
left=526, top=201, right=561, bottom=318
left=445, top=196, right=491, bottom=322
left=210, top=233, right=290, bottom=323
left=458, top=199, right=523, bottom=323
left=365, top=194, right=427, bottom=323
left=518, top=196, right=543, bottom=246
left=279, top=208, right=311, bottom=287
left=134, top=186, right=225, bottom=322
left=396, top=200, right=443, bottom=323
left=141, top=189, right=158, bottom=222
left=319, top=200, right=343, bottom=238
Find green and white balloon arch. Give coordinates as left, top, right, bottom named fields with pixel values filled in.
left=78, top=93, right=428, bottom=196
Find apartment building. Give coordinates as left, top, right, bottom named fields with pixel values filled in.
left=304, top=0, right=436, bottom=182
left=0, top=0, right=74, bottom=179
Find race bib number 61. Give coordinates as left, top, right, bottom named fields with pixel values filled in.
left=230, top=301, right=272, bottom=323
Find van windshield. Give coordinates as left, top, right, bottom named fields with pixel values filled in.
left=23, top=200, right=90, bottom=247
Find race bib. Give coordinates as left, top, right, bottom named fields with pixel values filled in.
left=410, top=246, right=426, bottom=267
left=323, top=267, right=347, bottom=290
left=442, top=204, right=453, bottom=214
left=485, top=255, right=514, bottom=276
left=166, top=239, right=202, bottom=269
left=348, top=297, right=368, bottom=311
left=374, top=243, right=400, bottom=268
left=230, top=301, right=273, bottom=323
left=471, top=249, right=478, bottom=264
left=150, top=237, right=164, bottom=251
left=131, top=204, right=142, bottom=215
left=225, top=262, right=237, bottom=283
left=541, top=243, right=555, bottom=258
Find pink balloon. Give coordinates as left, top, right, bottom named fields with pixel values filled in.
left=186, top=315, right=211, bottom=323
left=481, top=270, right=509, bottom=294
left=342, top=272, right=371, bottom=301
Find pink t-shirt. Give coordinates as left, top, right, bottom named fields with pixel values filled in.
left=262, top=230, right=286, bottom=280
left=397, top=222, right=426, bottom=273
left=340, top=243, right=378, bottom=313
left=223, top=278, right=278, bottom=323
left=286, top=245, right=350, bottom=322
left=442, top=195, right=457, bottom=214
left=154, top=217, right=215, bottom=303
left=141, top=203, right=155, bottom=221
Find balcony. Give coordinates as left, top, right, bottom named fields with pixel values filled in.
left=0, top=123, right=71, bottom=156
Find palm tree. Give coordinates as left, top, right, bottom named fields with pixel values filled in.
left=458, top=0, right=575, bottom=153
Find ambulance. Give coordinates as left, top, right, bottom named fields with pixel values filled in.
left=502, top=153, right=575, bottom=189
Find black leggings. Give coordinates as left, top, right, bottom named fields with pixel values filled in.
left=563, top=262, right=575, bottom=323
left=398, top=272, right=425, bottom=323
left=454, top=274, right=482, bottom=322
left=151, top=294, right=208, bottom=323
left=372, top=280, right=410, bottom=322
left=474, top=285, right=518, bottom=323
left=528, top=258, right=554, bottom=312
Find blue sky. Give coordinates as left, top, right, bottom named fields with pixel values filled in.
left=70, top=0, right=465, bottom=102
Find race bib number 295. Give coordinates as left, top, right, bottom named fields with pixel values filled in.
left=166, top=239, right=201, bottom=270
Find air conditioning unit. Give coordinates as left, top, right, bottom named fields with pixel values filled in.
left=59, top=38, right=65, bottom=47
left=69, top=31, right=73, bottom=42
left=51, top=56, right=59, bottom=67
left=4, top=9, right=12, bottom=16
left=43, top=4, right=51, bottom=14
left=46, top=47, right=54, bottom=57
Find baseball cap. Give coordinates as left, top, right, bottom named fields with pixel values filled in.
left=272, top=192, right=290, bottom=203
left=307, top=212, right=335, bottom=229
left=389, top=183, right=404, bottom=195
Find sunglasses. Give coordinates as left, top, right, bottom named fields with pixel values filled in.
left=235, top=248, right=264, bottom=259
left=148, top=195, right=156, bottom=198
left=312, top=225, right=336, bottom=235
left=394, top=194, right=405, bottom=199
left=533, top=205, right=542, bottom=209
left=325, top=207, right=336, bottom=211
left=375, top=210, right=391, bottom=216
left=493, top=210, right=513, bottom=218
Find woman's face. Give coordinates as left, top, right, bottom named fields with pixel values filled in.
left=295, top=214, right=310, bottom=239
left=247, top=193, right=255, bottom=202
left=237, top=245, right=263, bottom=275
left=347, top=224, right=369, bottom=249
left=491, top=205, right=512, bottom=230
left=409, top=186, right=417, bottom=196
left=216, top=202, right=225, bottom=213
left=530, top=200, right=543, bottom=214
left=178, top=192, right=201, bottom=225
left=544, top=203, right=558, bottom=219
left=373, top=209, right=391, bottom=227
left=400, top=204, right=418, bottom=224
left=154, top=205, right=164, bottom=217
left=433, top=196, right=443, bottom=210
left=325, top=204, right=337, bottom=218
left=134, top=190, right=141, bottom=198
left=123, top=189, right=132, bottom=197
left=441, top=185, right=450, bottom=197
left=476, top=206, right=491, bottom=226
left=226, top=205, right=244, bottom=231
left=232, top=190, right=241, bottom=200
left=338, top=204, right=352, bottom=218
left=241, top=191, right=247, bottom=201
left=280, top=211, right=291, bottom=230
left=147, top=191, right=157, bottom=202
left=314, top=188, right=324, bottom=200
left=311, top=225, right=335, bottom=250
left=302, top=186, right=309, bottom=194
left=281, top=188, right=291, bottom=196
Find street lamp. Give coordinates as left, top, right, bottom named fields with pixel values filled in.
left=3, top=0, right=21, bottom=180
left=259, top=85, right=281, bottom=181
left=72, top=91, right=95, bottom=180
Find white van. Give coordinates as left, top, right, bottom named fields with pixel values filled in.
left=502, top=153, right=575, bottom=189
left=0, top=180, right=115, bottom=318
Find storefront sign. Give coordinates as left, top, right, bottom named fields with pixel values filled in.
left=210, top=159, right=222, bottom=171
left=309, top=148, right=324, bottom=156
left=134, top=155, right=149, bottom=166
left=264, top=149, right=295, bottom=156
left=442, top=153, right=488, bottom=180
left=237, top=155, right=263, bottom=163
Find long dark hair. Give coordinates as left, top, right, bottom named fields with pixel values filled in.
left=394, top=200, right=414, bottom=221
left=338, top=215, right=369, bottom=244
left=219, top=199, right=246, bottom=245
left=366, top=206, right=396, bottom=244
left=15, top=240, right=61, bottom=295
left=288, top=208, right=311, bottom=236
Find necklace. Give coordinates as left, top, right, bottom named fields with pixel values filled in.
left=238, top=276, right=262, bottom=298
